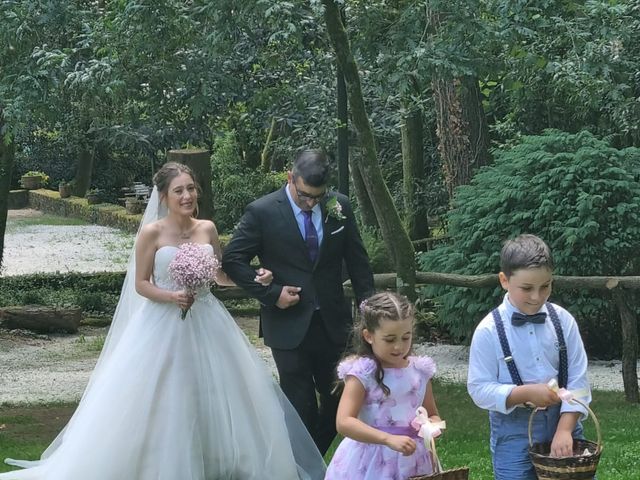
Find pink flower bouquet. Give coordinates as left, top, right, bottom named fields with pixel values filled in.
left=167, top=243, right=219, bottom=319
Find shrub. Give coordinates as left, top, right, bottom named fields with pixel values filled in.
left=419, top=130, right=640, bottom=358
left=76, top=292, right=105, bottom=313
left=0, top=273, right=124, bottom=313
left=211, top=131, right=287, bottom=233
left=21, top=291, right=45, bottom=305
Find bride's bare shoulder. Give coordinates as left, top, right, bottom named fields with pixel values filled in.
left=139, top=220, right=164, bottom=241
left=195, top=219, right=218, bottom=234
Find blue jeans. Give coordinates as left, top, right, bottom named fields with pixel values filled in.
left=489, top=405, right=584, bottom=480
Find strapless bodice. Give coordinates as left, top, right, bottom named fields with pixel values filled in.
left=153, top=244, right=215, bottom=293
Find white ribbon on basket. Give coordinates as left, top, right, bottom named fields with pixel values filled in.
left=546, top=379, right=590, bottom=404
left=411, top=406, right=447, bottom=473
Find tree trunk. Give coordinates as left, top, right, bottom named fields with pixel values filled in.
left=260, top=116, right=277, bottom=172
left=612, top=290, right=640, bottom=403
left=0, top=107, right=15, bottom=270
left=0, top=306, right=82, bottom=333
left=322, top=0, right=416, bottom=297
left=167, top=149, right=214, bottom=221
left=351, top=158, right=378, bottom=229
left=337, top=63, right=349, bottom=196
left=401, top=106, right=429, bottom=240
left=432, top=75, right=490, bottom=201
left=73, top=145, right=95, bottom=197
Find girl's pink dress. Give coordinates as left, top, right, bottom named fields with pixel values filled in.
left=326, top=355, right=436, bottom=480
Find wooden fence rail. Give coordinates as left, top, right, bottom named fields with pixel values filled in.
left=357, top=272, right=639, bottom=403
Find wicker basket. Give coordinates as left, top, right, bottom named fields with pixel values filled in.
left=409, top=466, right=469, bottom=480
left=408, top=436, right=470, bottom=480
left=528, top=399, right=602, bottom=480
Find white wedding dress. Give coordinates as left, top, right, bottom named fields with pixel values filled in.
left=1, top=243, right=326, bottom=480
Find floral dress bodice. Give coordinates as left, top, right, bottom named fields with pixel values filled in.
left=325, top=355, right=438, bottom=479
left=337, top=355, right=436, bottom=428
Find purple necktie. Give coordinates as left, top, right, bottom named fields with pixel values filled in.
left=303, top=210, right=319, bottom=262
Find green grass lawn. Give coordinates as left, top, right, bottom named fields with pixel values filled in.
left=2, top=384, right=639, bottom=478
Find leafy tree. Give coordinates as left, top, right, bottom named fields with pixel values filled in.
left=419, top=130, right=640, bottom=358
left=321, top=0, right=417, bottom=296
left=484, top=0, right=640, bottom=147
left=211, top=131, right=287, bottom=233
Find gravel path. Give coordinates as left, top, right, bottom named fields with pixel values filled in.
left=2, top=209, right=134, bottom=276
left=0, top=209, right=635, bottom=404
left=0, top=325, right=633, bottom=405
left=0, top=324, right=278, bottom=405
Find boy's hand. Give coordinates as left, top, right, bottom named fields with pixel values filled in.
left=550, top=430, right=574, bottom=457
left=526, top=384, right=561, bottom=407
left=508, top=383, right=561, bottom=408
left=384, top=435, right=417, bottom=456
left=551, top=411, right=581, bottom=457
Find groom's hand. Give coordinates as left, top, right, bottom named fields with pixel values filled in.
left=275, top=286, right=301, bottom=309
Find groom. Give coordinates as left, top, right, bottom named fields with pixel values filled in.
left=222, top=149, right=374, bottom=454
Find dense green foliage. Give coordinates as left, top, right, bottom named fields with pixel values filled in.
left=2, top=2, right=640, bottom=324
left=211, top=132, right=287, bottom=232
left=419, top=130, right=640, bottom=357
left=3, top=1, right=638, bottom=233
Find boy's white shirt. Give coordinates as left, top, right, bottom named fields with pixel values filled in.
left=467, top=294, right=591, bottom=417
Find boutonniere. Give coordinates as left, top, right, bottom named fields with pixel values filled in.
left=325, top=196, right=346, bottom=223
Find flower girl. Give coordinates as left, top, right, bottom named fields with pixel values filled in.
left=325, top=291, right=441, bottom=479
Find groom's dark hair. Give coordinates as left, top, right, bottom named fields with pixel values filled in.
left=292, top=149, right=329, bottom=187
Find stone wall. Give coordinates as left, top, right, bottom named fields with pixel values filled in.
left=8, top=190, right=28, bottom=209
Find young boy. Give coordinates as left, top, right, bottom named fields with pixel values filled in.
left=467, top=234, right=592, bottom=480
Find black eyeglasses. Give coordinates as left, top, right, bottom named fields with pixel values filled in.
left=295, top=187, right=326, bottom=202
left=293, top=178, right=326, bottom=202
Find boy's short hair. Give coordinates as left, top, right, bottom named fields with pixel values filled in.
left=500, top=234, right=553, bottom=277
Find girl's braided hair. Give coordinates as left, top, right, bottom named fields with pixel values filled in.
left=351, top=291, right=415, bottom=395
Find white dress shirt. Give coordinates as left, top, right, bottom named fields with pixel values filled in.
left=285, top=184, right=324, bottom=247
left=467, top=294, right=591, bottom=416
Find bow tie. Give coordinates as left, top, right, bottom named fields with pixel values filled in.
left=511, top=312, right=546, bottom=327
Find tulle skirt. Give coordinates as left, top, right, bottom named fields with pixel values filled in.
left=1, top=294, right=326, bottom=480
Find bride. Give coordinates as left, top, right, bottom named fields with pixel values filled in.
left=1, top=162, right=326, bottom=480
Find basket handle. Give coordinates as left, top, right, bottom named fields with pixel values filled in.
left=427, top=437, right=444, bottom=474
left=527, top=398, right=602, bottom=451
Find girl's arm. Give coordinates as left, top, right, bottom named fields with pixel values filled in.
left=134, top=224, right=192, bottom=307
left=337, top=376, right=416, bottom=456
left=422, top=380, right=442, bottom=423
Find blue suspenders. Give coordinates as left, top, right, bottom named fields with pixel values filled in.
left=491, top=302, right=568, bottom=388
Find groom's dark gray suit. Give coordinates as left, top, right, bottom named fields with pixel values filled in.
left=222, top=186, right=374, bottom=453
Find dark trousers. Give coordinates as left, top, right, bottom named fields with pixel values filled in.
left=271, top=311, right=344, bottom=455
